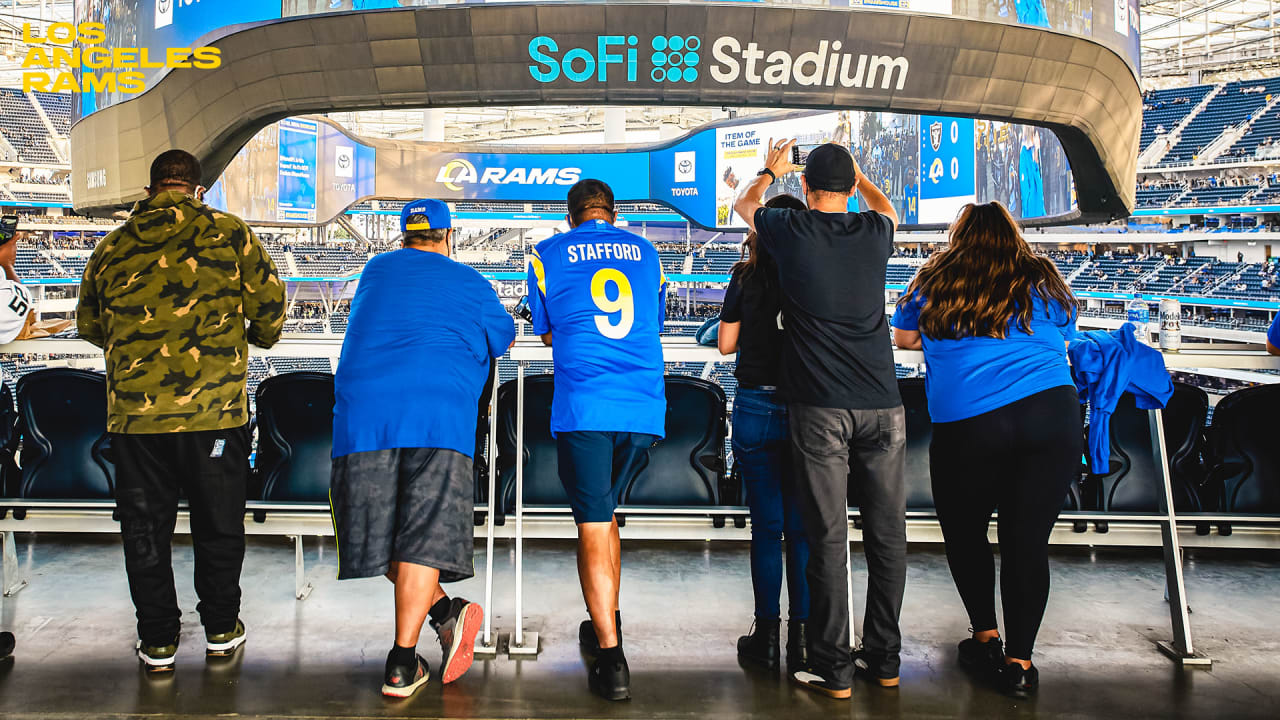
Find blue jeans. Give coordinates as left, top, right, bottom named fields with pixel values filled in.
left=732, top=388, right=810, bottom=621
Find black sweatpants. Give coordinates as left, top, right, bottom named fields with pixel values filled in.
left=929, top=386, right=1081, bottom=661
left=112, top=425, right=250, bottom=645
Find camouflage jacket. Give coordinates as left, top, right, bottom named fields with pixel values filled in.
left=77, top=191, right=285, bottom=434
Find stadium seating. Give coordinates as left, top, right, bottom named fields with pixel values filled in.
left=12, top=369, right=114, bottom=500
left=1205, top=384, right=1280, bottom=514
left=851, top=378, right=933, bottom=511
left=1134, top=184, right=1186, bottom=208
left=1140, top=84, right=1214, bottom=153
left=1161, top=78, right=1280, bottom=166
left=496, top=374, right=566, bottom=513
left=1164, top=382, right=1210, bottom=509
left=1082, top=391, right=1205, bottom=513
left=0, top=89, right=59, bottom=164
left=0, top=384, right=19, bottom=497
left=253, top=372, right=334, bottom=503
left=623, top=376, right=727, bottom=507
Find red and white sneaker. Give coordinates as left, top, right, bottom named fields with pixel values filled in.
left=432, top=597, right=483, bottom=684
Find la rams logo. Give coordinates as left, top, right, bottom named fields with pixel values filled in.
left=929, top=121, right=943, bottom=152
left=437, top=159, right=478, bottom=190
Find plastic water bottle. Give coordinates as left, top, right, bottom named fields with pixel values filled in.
left=1127, top=293, right=1149, bottom=344
left=1159, top=298, right=1182, bottom=351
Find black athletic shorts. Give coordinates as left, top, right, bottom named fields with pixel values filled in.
left=556, top=431, right=658, bottom=524
left=329, top=447, right=474, bottom=582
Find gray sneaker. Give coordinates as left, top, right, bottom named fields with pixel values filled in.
left=430, top=597, right=483, bottom=684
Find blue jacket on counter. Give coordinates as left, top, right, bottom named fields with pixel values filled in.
left=1068, top=324, right=1174, bottom=473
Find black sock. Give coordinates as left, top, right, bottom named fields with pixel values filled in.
left=428, top=596, right=452, bottom=625
left=388, top=643, right=416, bottom=668
left=598, top=644, right=624, bottom=664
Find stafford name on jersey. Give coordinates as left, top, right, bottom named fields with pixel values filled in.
left=566, top=242, right=645, bottom=263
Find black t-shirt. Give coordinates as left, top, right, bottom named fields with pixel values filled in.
left=719, top=261, right=784, bottom=388
left=755, top=207, right=901, bottom=409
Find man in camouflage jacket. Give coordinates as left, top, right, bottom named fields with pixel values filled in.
left=77, top=149, right=284, bottom=672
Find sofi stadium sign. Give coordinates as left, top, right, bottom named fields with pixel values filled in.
left=529, top=35, right=909, bottom=90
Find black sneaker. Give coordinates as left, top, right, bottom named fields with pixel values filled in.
left=206, top=620, right=247, bottom=657
left=431, top=597, right=483, bottom=684
left=996, top=661, right=1038, bottom=699
left=588, top=649, right=631, bottom=701
left=790, top=667, right=852, bottom=699
left=0, top=631, right=13, bottom=660
left=136, top=638, right=178, bottom=674
left=957, top=636, right=1004, bottom=678
left=737, top=619, right=780, bottom=670
left=578, top=610, right=622, bottom=656
left=382, top=653, right=430, bottom=699
left=851, top=646, right=899, bottom=687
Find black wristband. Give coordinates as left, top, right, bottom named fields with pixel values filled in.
left=757, top=168, right=776, bottom=184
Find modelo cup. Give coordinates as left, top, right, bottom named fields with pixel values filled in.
left=1159, top=298, right=1182, bottom=351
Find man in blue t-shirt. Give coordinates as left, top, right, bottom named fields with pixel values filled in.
left=331, top=199, right=515, bottom=699
left=526, top=179, right=666, bottom=701
left=1268, top=313, right=1280, bottom=355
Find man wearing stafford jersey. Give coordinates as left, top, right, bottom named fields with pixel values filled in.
left=526, top=179, right=667, bottom=701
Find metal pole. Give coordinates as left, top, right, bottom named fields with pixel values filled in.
left=477, top=359, right=500, bottom=653
left=515, top=362, right=525, bottom=645
left=507, top=361, right=539, bottom=656
left=1150, top=409, right=1210, bottom=666
left=847, top=529, right=856, bottom=650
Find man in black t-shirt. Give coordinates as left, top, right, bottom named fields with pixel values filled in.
left=734, top=141, right=906, bottom=699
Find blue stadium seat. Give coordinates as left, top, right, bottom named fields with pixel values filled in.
left=623, top=376, right=727, bottom=507
left=254, top=371, right=334, bottom=503
left=848, top=378, right=934, bottom=511
left=497, top=374, right=730, bottom=515
left=1205, top=384, right=1280, bottom=514
left=1083, top=391, right=1204, bottom=513
left=13, top=369, right=113, bottom=500
left=496, top=375, right=568, bottom=514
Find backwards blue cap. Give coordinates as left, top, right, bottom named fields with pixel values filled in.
left=400, top=198, right=452, bottom=233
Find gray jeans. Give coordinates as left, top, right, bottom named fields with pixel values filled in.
left=788, top=403, right=907, bottom=685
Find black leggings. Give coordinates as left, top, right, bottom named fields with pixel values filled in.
left=929, top=385, right=1082, bottom=661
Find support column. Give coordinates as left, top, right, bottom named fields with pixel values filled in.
left=422, top=109, right=445, bottom=143
left=603, top=107, right=627, bottom=144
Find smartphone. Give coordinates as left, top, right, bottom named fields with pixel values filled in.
left=0, top=215, right=17, bottom=246
left=512, top=295, right=533, bottom=323
left=791, top=144, right=821, bottom=166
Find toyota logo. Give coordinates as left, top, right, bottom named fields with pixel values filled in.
left=158, top=0, right=170, bottom=12
left=337, top=153, right=351, bottom=169
left=677, top=158, right=693, bottom=175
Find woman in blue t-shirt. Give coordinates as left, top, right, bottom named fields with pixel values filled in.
left=890, top=201, right=1081, bottom=699
left=717, top=194, right=810, bottom=674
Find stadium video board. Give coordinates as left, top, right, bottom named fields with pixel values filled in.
left=208, top=111, right=1074, bottom=230
left=71, top=0, right=1140, bottom=121
left=204, top=117, right=376, bottom=224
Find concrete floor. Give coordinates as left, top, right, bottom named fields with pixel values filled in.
left=0, top=533, right=1277, bottom=719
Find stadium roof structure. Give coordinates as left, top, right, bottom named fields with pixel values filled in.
left=1141, top=0, right=1280, bottom=82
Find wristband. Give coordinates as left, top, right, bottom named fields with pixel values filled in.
left=757, top=168, right=776, bottom=184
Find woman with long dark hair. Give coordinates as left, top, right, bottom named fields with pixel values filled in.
left=890, top=202, right=1081, bottom=698
left=718, top=193, right=810, bottom=673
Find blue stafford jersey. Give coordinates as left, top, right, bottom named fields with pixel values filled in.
left=526, top=219, right=668, bottom=437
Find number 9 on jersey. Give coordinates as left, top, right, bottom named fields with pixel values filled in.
left=590, top=268, right=634, bottom=339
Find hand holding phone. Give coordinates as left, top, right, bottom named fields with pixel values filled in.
left=512, top=295, right=533, bottom=323
left=0, top=215, right=18, bottom=247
